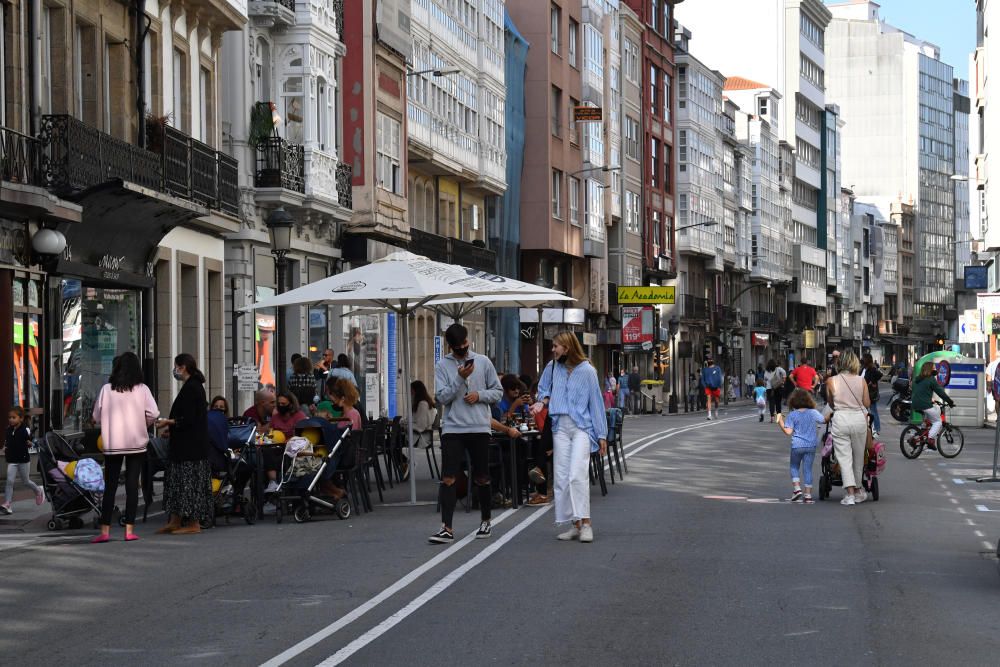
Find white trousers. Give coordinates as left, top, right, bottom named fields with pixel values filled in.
left=553, top=416, right=592, bottom=524
left=832, top=409, right=867, bottom=489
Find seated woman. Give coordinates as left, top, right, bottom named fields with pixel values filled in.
left=313, top=379, right=362, bottom=498
left=206, top=395, right=230, bottom=475
left=263, top=391, right=309, bottom=493
left=313, top=375, right=346, bottom=421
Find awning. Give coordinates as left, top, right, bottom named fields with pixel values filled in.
left=879, top=334, right=924, bottom=346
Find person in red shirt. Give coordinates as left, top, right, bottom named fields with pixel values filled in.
left=789, top=360, right=819, bottom=392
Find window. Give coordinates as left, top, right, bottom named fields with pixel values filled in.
left=623, top=38, right=639, bottom=83
left=568, top=20, right=578, bottom=67
left=552, top=169, right=563, bottom=219
left=664, top=144, right=672, bottom=194
left=568, top=96, right=580, bottom=144
left=625, top=116, right=639, bottom=160
left=625, top=191, right=640, bottom=234
left=40, top=7, right=52, bottom=115
left=551, top=85, right=562, bottom=136
left=551, top=5, right=560, bottom=54
left=795, top=95, right=820, bottom=130
left=650, top=137, right=659, bottom=188
left=758, top=97, right=768, bottom=117
left=677, top=65, right=687, bottom=106
left=200, top=67, right=210, bottom=142
left=795, top=139, right=821, bottom=169
left=172, top=47, right=186, bottom=131
left=678, top=129, right=687, bottom=169
left=800, top=13, right=824, bottom=50
left=569, top=176, right=580, bottom=226
left=585, top=179, right=605, bottom=242
left=376, top=112, right=402, bottom=194
left=75, top=23, right=99, bottom=126
left=650, top=64, right=659, bottom=116
left=650, top=0, right=659, bottom=33
left=800, top=55, right=824, bottom=90
left=793, top=180, right=818, bottom=211
left=663, top=73, right=672, bottom=124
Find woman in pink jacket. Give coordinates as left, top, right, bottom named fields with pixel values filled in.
left=91, top=352, right=159, bottom=542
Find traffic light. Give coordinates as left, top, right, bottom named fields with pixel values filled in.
left=652, top=345, right=662, bottom=380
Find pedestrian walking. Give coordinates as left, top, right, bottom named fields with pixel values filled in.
left=532, top=332, right=607, bottom=543
left=428, top=323, right=503, bottom=544
left=860, top=354, right=883, bottom=437
left=825, top=350, right=870, bottom=506
left=90, top=352, right=159, bottom=543
left=156, top=353, right=212, bottom=534
left=1, top=406, right=44, bottom=515
left=776, top=388, right=828, bottom=504
left=604, top=370, right=617, bottom=409
left=627, top=366, right=642, bottom=414
left=753, top=379, right=768, bottom=422
left=618, top=369, right=631, bottom=413
left=701, top=358, right=723, bottom=420
left=745, top=370, right=756, bottom=399
left=764, top=360, right=787, bottom=422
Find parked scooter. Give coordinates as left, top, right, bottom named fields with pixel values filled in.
left=889, top=376, right=912, bottom=423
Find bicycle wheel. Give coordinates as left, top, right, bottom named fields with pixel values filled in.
left=899, top=425, right=924, bottom=459
left=937, top=424, right=965, bottom=458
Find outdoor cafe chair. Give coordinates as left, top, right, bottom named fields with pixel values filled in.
left=605, top=408, right=626, bottom=480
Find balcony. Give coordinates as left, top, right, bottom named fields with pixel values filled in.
left=248, top=0, right=295, bottom=26
left=255, top=136, right=305, bottom=193
left=714, top=305, right=740, bottom=329
left=680, top=294, right=710, bottom=321
left=1, top=126, right=45, bottom=186
left=336, top=162, right=352, bottom=209
left=752, top=310, right=778, bottom=330
left=41, top=115, right=238, bottom=216
left=409, top=228, right=495, bottom=272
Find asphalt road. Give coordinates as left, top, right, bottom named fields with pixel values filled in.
left=4, top=401, right=1000, bottom=666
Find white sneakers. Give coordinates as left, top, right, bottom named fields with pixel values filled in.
left=840, top=495, right=856, bottom=506
left=854, top=490, right=868, bottom=504
left=557, top=524, right=594, bottom=542
left=264, top=480, right=280, bottom=494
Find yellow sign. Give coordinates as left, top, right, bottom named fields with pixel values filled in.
left=617, top=286, right=676, bottom=304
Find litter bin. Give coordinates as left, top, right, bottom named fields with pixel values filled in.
left=910, top=352, right=985, bottom=428
left=640, top=380, right=664, bottom=415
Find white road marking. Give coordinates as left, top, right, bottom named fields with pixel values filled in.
left=983, top=540, right=994, bottom=551
left=976, top=505, right=996, bottom=512
left=953, top=478, right=967, bottom=485
left=949, top=498, right=960, bottom=505
left=784, top=630, right=819, bottom=637
left=975, top=530, right=985, bottom=538
left=263, top=417, right=744, bottom=667
left=967, top=518, right=978, bottom=526
left=958, top=507, right=968, bottom=514
left=945, top=491, right=954, bottom=497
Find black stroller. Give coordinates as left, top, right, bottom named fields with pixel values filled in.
left=207, top=420, right=259, bottom=526
left=817, top=420, right=883, bottom=501
left=275, top=419, right=353, bottom=523
left=37, top=431, right=119, bottom=531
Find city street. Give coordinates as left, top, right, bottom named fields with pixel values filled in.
left=4, top=402, right=1000, bottom=665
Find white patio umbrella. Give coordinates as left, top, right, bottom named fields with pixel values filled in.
left=344, top=293, right=575, bottom=320
left=246, top=251, right=568, bottom=504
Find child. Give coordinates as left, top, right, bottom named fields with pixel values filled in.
left=753, top=379, right=768, bottom=422
left=1, top=407, right=45, bottom=514
left=776, top=389, right=828, bottom=504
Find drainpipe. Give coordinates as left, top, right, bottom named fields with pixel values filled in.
left=136, top=0, right=149, bottom=147
left=29, top=0, right=41, bottom=134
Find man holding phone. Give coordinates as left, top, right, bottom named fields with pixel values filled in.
left=429, top=323, right=503, bottom=543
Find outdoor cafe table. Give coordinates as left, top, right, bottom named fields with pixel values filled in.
left=490, top=429, right=541, bottom=510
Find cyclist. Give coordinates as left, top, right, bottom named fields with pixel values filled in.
left=912, top=361, right=955, bottom=449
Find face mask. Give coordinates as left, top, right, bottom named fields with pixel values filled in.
left=172, top=370, right=184, bottom=381
left=453, top=345, right=469, bottom=358
left=277, top=404, right=291, bottom=415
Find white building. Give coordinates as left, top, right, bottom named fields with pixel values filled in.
left=828, top=0, right=959, bottom=339
left=219, top=0, right=351, bottom=407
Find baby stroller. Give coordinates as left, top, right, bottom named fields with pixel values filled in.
left=37, top=431, right=116, bottom=531
left=208, top=421, right=259, bottom=526
left=817, top=418, right=886, bottom=501
left=275, top=419, right=353, bottom=523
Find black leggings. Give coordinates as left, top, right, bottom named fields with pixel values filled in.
left=101, top=452, right=145, bottom=526
left=767, top=388, right=783, bottom=417
left=439, top=433, right=491, bottom=527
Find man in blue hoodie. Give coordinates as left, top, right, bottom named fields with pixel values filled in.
left=700, top=358, right=723, bottom=420
left=429, top=323, right=503, bottom=544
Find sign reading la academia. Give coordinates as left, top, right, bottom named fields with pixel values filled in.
left=616, top=286, right=675, bottom=305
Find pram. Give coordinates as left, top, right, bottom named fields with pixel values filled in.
left=817, top=417, right=886, bottom=501
left=275, top=419, right=353, bottom=523
left=37, top=431, right=117, bottom=531
left=207, top=420, right=259, bottom=526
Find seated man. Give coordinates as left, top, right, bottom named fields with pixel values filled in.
left=243, top=389, right=275, bottom=429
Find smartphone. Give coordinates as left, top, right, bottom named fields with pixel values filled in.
left=463, top=359, right=474, bottom=368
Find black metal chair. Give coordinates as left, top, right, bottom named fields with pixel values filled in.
left=339, top=430, right=371, bottom=513
left=606, top=408, right=626, bottom=480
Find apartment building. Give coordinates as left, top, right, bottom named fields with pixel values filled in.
left=219, top=0, right=352, bottom=408
left=828, top=1, right=958, bottom=344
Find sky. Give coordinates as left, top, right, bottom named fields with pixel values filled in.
left=826, top=0, right=976, bottom=79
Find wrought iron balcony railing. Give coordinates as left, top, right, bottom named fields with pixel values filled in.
left=1, top=126, right=45, bottom=187
left=680, top=294, right=710, bottom=321
left=409, top=228, right=495, bottom=272
left=336, top=162, right=352, bottom=209
left=255, top=136, right=305, bottom=193
left=752, top=310, right=778, bottom=330
left=40, top=115, right=238, bottom=215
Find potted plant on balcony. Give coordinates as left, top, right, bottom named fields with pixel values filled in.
left=251, top=102, right=283, bottom=187
left=145, top=112, right=173, bottom=153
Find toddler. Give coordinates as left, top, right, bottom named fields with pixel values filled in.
left=2, top=407, right=45, bottom=514
left=753, top=379, right=768, bottom=422
left=776, top=389, right=828, bottom=504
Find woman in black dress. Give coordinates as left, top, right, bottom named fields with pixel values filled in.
left=156, top=353, right=212, bottom=534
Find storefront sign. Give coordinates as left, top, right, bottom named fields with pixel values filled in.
left=581, top=332, right=597, bottom=346
left=434, top=335, right=442, bottom=363
left=617, top=285, right=675, bottom=304
left=574, top=106, right=603, bottom=122
left=752, top=333, right=770, bottom=347
left=0, top=220, right=28, bottom=266
left=236, top=365, right=260, bottom=391
left=622, top=306, right=654, bottom=351
left=803, top=329, right=817, bottom=349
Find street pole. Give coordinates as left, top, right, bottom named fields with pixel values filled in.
left=275, top=255, right=287, bottom=394
left=536, top=304, right=544, bottom=378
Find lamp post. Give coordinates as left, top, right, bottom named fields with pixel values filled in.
left=534, top=274, right=550, bottom=377
left=266, top=207, right=293, bottom=393
left=668, top=315, right=679, bottom=413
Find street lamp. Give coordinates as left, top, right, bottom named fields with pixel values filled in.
left=266, top=206, right=294, bottom=393
left=668, top=315, right=679, bottom=414
left=406, top=67, right=461, bottom=77
left=570, top=165, right=621, bottom=178
left=722, top=280, right=773, bottom=405
left=675, top=220, right=718, bottom=232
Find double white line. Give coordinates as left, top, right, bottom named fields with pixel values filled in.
left=263, top=413, right=751, bottom=667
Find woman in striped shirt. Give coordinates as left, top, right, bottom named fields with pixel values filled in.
left=532, top=332, right=608, bottom=543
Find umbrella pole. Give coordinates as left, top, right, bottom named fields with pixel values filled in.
left=401, top=310, right=417, bottom=504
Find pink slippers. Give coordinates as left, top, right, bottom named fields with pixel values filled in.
left=124, top=534, right=140, bottom=542
left=91, top=534, right=111, bottom=544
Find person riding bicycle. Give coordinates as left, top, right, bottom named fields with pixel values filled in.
left=912, top=361, right=955, bottom=449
